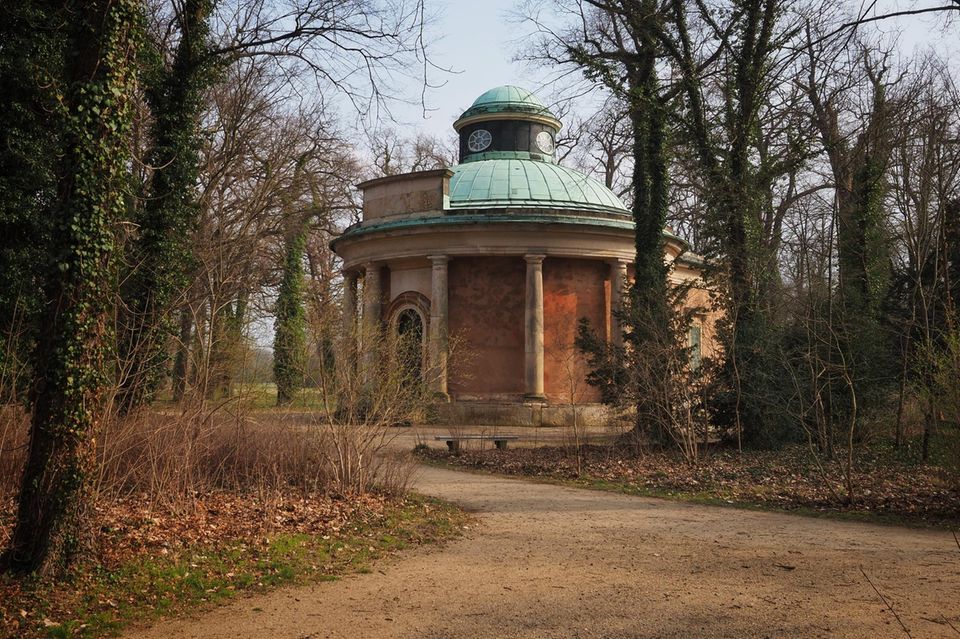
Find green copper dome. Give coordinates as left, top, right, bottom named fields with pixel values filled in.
left=459, top=85, right=556, bottom=120
left=453, top=85, right=560, bottom=131
left=448, top=158, right=628, bottom=215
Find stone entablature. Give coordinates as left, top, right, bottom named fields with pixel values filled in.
left=334, top=216, right=691, bottom=273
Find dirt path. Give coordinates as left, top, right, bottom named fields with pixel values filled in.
left=135, top=466, right=960, bottom=638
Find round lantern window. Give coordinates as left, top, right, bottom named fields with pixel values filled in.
left=467, top=129, right=492, bottom=152
left=536, top=131, right=555, bottom=154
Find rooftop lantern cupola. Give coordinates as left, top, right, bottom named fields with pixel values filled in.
left=453, top=86, right=563, bottom=164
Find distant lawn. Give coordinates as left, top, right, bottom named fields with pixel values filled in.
left=231, top=382, right=330, bottom=411
left=153, top=382, right=332, bottom=412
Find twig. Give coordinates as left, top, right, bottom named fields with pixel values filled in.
left=953, top=530, right=960, bottom=552
left=940, top=614, right=960, bottom=636
left=860, top=566, right=912, bottom=638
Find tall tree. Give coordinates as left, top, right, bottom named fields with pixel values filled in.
left=274, top=227, right=308, bottom=405
left=886, top=66, right=960, bottom=453
left=661, top=0, right=811, bottom=446
left=802, top=38, right=904, bottom=440
left=2, top=0, right=141, bottom=575
left=117, top=0, right=434, bottom=410
left=539, top=0, right=677, bottom=437
left=116, top=0, right=214, bottom=412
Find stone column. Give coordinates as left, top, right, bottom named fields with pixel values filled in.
left=342, top=271, right=359, bottom=367
left=610, top=259, right=629, bottom=348
left=362, top=262, right=382, bottom=374
left=428, top=255, right=449, bottom=399
left=524, top=255, right=546, bottom=400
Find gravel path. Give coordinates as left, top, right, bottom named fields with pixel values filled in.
left=135, top=465, right=960, bottom=638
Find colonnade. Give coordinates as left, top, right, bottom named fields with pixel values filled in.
left=341, top=256, right=629, bottom=400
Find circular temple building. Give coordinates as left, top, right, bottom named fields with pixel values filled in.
left=332, top=86, right=713, bottom=426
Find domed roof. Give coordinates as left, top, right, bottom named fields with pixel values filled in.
left=470, top=85, right=547, bottom=110
left=455, top=85, right=560, bottom=129
left=448, top=158, right=628, bottom=215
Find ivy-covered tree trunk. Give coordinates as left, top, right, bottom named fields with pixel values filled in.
left=624, top=38, right=673, bottom=439
left=116, top=0, right=213, bottom=413
left=806, top=60, right=895, bottom=443
left=1, top=0, right=140, bottom=576
left=834, top=150, right=892, bottom=438
left=668, top=0, right=782, bottom=446
left=274, top=229, right=308, bottom=406
left=564, top=0, right=677, bottom=442
left=713, top=4, right=773, bottom=448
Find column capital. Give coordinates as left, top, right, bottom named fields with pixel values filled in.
left=608, top=257, right=631, bottom=268
left=524, top=254, right=546, bottom=265
left=427, top=254, right=450, bottom=265
left=363, top=261, right=381, bottom=272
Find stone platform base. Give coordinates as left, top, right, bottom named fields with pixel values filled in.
left=432, top=401, right=612, bottom=428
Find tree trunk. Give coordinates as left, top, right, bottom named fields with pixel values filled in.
left=1, top=0, right=140, bottom=576
left=624, top=35, right=672, bottom=442
left=116, top=0, right=213, bottom=413
left=171, top=305, right=193, bottom=402
left=274, top=228, right=308, bottom=406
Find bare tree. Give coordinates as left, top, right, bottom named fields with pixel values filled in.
left=367, top=128, right=457, bottom=177
left=119, top=0, right=438, bottom=410
left=886, top=64, right=960, bottom=456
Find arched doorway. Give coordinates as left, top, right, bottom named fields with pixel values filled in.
left=395, top=307, right=424, bottom=383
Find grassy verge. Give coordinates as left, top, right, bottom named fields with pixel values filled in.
left=1, top=494, right=467, bottom=639
left=417, top=444, right=960, bottom=530
left=565, top=476, right=955, bottom=529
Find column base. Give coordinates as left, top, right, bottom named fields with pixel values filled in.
left=523, top=393, right=547, bottom=402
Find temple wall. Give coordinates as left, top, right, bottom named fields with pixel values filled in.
left=389, top=267, right=431, bottom=302
left=447, top=256, right=526, bottom=399
left=542, top=258, right=606, bottom=403
left=680, top=283, right=721, bottom=362
left=671, top=262, right=722, bottom=362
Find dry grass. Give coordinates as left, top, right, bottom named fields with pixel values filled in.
left=1, top=403, right=416, bottom=513
left=0, top=404, right=437, bottom=638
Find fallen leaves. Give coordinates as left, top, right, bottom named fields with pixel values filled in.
left=86, top=491, right=389, bottom=569
left=420, top=443, right=960, bottom=527
left=0, top=491, right=466, bottom=639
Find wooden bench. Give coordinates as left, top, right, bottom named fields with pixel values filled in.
left=434, top=434, right=519, bottom=452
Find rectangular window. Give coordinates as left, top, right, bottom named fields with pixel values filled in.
left=689, top=325, right=702, bottom=370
